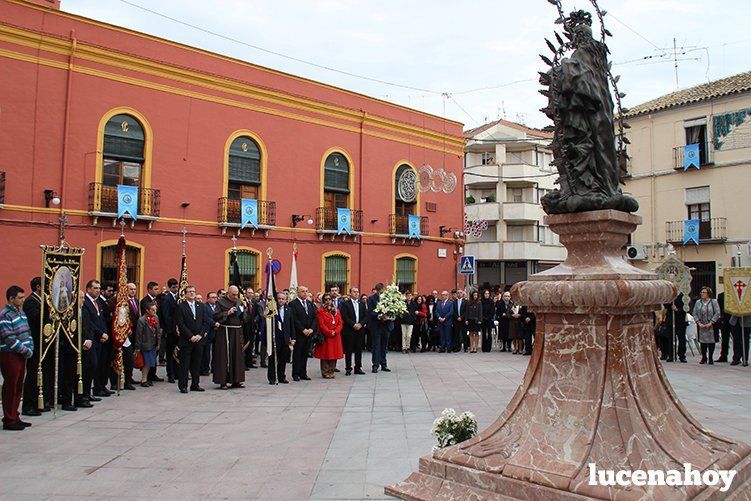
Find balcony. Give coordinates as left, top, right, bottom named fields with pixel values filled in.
left=315, top=207, right=363, bottom=240
left=502, top=163, right=551, bottom=186
left=465, top=202, right=500, bottom=222
left=464, top=164, right=499, bottom=187
left=0, top=171, right=5, bottom=206
left=88, top=182, right=160, bottom=228
left=666, top=217, right=727, bottom=244
left=502, top=241, right=567, bottom=261
left=217, top=198, right=276, bottom=236
left=673, top=141, right=714, bottom=170
left=389, top=214, right=429, bottom=244
left=502, top=202, right=542, bottom=223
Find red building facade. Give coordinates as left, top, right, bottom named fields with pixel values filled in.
left=0, top=0, right=465, bottom=297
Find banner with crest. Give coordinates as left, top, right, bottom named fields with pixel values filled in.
left=39, top=244, right=85, bottom=410
left=723, top=267, right=751, bottom=315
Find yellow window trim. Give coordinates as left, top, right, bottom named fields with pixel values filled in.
left=391, top=160, right=421, bottom=216
left=320, top=147, right=356, bottom=209
left=224, top=246, right=264, bottom=291
left=95, top=238, right=145, bottom=298
left=95, top=107, right=153, bottom=212
left=222, top=130, right=268, bottom=201
left=321, top=250, right=352, bottom=294
left=393, top=253, right=418, bottom=291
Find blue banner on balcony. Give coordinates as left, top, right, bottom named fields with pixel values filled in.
left=337, top=208, right=351, bottom=235
left=241, top=198, right=258, bottom=229
left=683, top=219, right=700, bottom=245
left=408, top=214, right=421, bottom=239
left=117, top=184, right=138, bottom=220
left=684, top=143, right=700, bottom=170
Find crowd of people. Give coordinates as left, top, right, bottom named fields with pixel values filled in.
left=655, top=286, right=750, bottom=366
left=0, top=277, right=538, bottom=431
left=5, top=277, right=748, bottom=432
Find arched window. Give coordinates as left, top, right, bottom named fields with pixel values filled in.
left=324, top=253, right=350, bottom=293
left=323, top=152, right=350, bottom=209
left=228, top=136, right=261, bottom=200
left=395, top=256, right=416, bottom=293
left=99, top=243, right=142, bottom=293
left=394, top=164, right=418, bottom=216
left=229, top=249, right=261, bottom=290
left=102, top=114, right=145, bottom=189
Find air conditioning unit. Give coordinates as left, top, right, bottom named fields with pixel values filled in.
left=626, top=244, right=649, bottom=261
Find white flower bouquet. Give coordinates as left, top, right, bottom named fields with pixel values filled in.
left=431, top=408, right=478, bottom=450
left=374, top=284, right=408, bottom=322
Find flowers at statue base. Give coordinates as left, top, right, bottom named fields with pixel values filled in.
left=373, top=283, right=408, bottom=321
left=431, top=408, right=478, bottom=451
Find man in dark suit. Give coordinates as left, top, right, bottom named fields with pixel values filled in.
left=452, top=290, right=467, bottom=352
left=161, top=278, right=179, bottom=383
left=663, top=294, right=688, bottom=363
left=80, top=280, right=108, bottom=408
left=434, top=290, right=454, bottom=353
left=330, top=286, right=343, bottom=309
left=92, top=282, right=115, bottom=396
left=367, top=283, right=391, bottom=373
left=289, top=285, right=316, bottom=381
left=21, top=277, right=51, bottom=415
left=140, top=281, right=160, bottom=315
left=341, top=287, right=367, bottom=375
left=268, top=292, right=293, bottom=384
left=175, top=285, right=208, bottom=393
left=716, top=292, right=732, bottom=363
left=201, top=291, right=220, bottom=375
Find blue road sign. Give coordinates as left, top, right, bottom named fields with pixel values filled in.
left=459, top=255, right=475, bottom=275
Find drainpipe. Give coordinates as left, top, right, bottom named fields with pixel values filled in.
left=358, top=111, right=365, bottom=289
left=59, top=30, right=76, bottom=216
left=457, top=151, right=465, bottom=290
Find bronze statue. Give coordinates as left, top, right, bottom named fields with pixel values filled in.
left=539, top=6, right=638, bottom=214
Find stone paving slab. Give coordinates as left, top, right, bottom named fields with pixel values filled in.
left=0, top=350, right=748, bottom=500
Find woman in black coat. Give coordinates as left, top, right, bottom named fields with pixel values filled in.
left=495, top=291, right=513, bottom=352
left=480, top=289, right=495, bottom=352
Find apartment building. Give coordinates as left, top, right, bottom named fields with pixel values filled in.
left=623, top=71, right=751, bottom=297
left=463, top=119, right=566, bottom=290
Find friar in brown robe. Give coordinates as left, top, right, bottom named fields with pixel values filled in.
left=212, top=286, right=246, bottom=388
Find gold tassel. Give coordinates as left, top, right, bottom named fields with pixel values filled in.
left=37, top=364, right=44, bottom=410
left=76, top=351, right=83, bottom=395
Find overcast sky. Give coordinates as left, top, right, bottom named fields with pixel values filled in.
left=63, top=0, right=750, bottom=130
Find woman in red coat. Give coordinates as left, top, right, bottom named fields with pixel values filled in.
left=315, top=293, right=344, bottom=379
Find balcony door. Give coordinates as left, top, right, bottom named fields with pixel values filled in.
left=102, top=114, right=145, bottom=211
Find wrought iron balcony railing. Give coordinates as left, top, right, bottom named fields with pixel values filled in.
left=217, top=198, right=276, bottom=227
left=315, top=207, right=363, bottom=232
left=0, top=171, right=5, bottom=205
left=666, top=217, right=726, bottom=243
left=88, top=182, right=160, bottom=218
left=673, top=141, right=713, bottom=170
left=389, top=214, right=429, bottom=237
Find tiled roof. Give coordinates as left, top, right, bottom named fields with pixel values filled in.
left=624, top=71, right=751, bottom=117
left=463, top=118, right=553, bottom=139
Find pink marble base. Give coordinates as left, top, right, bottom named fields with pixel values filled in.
left=387, top=210, right=751, bottom=500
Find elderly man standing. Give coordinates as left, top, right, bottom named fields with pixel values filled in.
left=212, top=285, right=246, bottom=389
left=289, top=285, right=316, bottom=381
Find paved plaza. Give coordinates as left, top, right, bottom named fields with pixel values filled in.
left=1, top=350, right=749, bottom=500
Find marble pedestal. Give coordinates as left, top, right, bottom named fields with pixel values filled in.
left=387, top=210, right=751, bottom=499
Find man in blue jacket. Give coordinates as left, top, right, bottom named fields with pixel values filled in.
left=367, top=283, right=391, bottom=373
left=434, top=290, right=454, bottom=353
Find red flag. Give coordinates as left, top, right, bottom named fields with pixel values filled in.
left=110, top=236, right=131, bottom=377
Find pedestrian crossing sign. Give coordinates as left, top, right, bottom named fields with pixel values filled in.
left=459, top=255, right=475, bottom=275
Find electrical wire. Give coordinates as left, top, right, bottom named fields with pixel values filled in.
left=119, top=0, right=444, bottom=94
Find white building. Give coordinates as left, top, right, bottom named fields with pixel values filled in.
left=463, top=119, right=566, bottom=290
